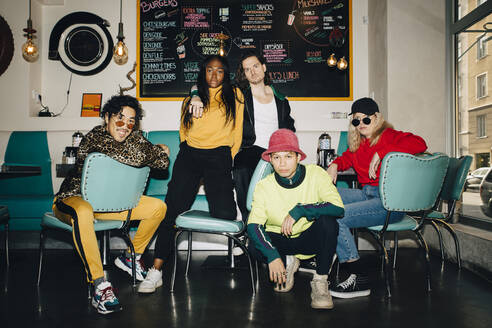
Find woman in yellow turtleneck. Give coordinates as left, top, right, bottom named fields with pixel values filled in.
left=138, top=55, right=244, bottom=293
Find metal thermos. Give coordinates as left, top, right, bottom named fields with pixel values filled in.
left=317, top=132, right=335, bottom=169
left=72, top=131, right=83, bottom=147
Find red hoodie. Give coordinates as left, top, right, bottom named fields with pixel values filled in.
left=332, top=128, right=427, bottom=187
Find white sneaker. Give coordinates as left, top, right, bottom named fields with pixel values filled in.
left=274, top=256, right=300, bottom=293
left=232, top=246, right=244, bottom=256
left=92, top=281, right=122, bottom=314
left=137, top=267, right=163, bottom=294
left=310, top=278, right=334, bottom=309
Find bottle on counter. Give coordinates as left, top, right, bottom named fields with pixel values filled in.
left=72, top=131, right=83, bottom=147
left=317, top=132, right=335, bottom=170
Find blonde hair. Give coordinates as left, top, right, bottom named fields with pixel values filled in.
left=347, top=112, right=393, bottom=152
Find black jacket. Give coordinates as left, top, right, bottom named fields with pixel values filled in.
left=241, top=86, right=296, bottom=148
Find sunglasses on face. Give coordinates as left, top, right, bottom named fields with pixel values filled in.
left=351, top=116, right=372, bottom=127
left=114, top=120, right=135, bottom=130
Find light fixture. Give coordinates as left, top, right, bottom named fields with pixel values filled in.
left=113, top=0, right=128, bottom=65
left=327, top=53, right=337, bottom=67
left=216, top=32, right=229, bottom=57
left=22, top=0, right=39, bottom=62
left=337, top=56, right=348, bottom=70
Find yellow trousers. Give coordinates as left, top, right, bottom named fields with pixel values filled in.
left=53, top=195, right=166, bottom=283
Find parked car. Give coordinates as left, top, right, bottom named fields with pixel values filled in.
left=465, top=167, right=490, bottom=191
left=479, top=168, right=492, bottom=217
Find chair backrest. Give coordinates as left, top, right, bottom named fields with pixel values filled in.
left=379, top=152, right=449, bottom=212
left=0, top=131, right=53, bottom=196
left=81, top=153, right=150, bottom=212
left=246, top=160, right=274, bottom=212
left=439, top=156, right=472, bottom=201
left=144, top=131, right=181, bottom=196
left=337, top=131, right=349, bottom=155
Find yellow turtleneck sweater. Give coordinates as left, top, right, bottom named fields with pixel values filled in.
left=180, top=86, right=244, bottom=158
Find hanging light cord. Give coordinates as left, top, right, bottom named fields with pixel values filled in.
left=119, top=0, right=122, bottom=24
left=52, top=73, right=73, bottom=117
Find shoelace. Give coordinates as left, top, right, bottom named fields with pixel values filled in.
left=313, top=279, right=329, bottom=295
left=126, top=257, right=146, bottom=273
left=98, top=285, right=118, bottom=305
left=338, top=274, right=356, bottom=289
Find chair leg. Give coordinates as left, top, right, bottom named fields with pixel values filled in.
left=37, top=229, right=46, bottom=286
left=371, top=231, right=391, bottom=298
left=5, top=221, right=9, bottom=267
left=102, top=231, right=110, bottom=266
left=428, top=220, right=444, bottom=262
left=171, top=230, right=183, bottom=293
left=120, top=231, right=137, bottom=287
left=185, top=231, right=192, bottom=276
left=414, top=230, right=432, bottom=292
left=230, top=235, right=255, bottom=295
left=392, top=232, right=398, bottom=270
left=436, top=219, right=462, bottom=269
left=228, top=238, right=235, bottom=269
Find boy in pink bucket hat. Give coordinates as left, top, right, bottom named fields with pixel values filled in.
left=247, top=129, right=344, bottom=309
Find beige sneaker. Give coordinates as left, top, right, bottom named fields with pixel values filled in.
left=137, top=267, right=163, bottom=294
left=310, top=278, right=334, bottom=309
left=274, top=256, right=300, bottom=293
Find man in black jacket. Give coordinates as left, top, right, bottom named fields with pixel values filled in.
left=189, top=51, right=296, bottom=221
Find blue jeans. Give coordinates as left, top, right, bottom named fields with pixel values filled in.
left=336, top=185, right=404, bottom=263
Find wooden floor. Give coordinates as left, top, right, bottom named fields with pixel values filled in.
left=1, top=248, right=491, bottom=328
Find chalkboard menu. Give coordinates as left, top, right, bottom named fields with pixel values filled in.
left=137, top=0, right=351, bottom=100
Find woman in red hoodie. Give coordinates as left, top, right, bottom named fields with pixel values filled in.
left=326, top=97, right=427, bottom=299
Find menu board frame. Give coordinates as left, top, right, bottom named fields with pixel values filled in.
left=136, top=0, right=352, bottom=101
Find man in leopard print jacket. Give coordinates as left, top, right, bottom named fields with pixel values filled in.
left=53, top=95, right=169, bottom=314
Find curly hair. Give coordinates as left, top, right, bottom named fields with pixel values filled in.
left=234, top=51, right=272, bottom=90
left=348, top=112, right=393, bottom=152
left=100, top=95, right=143, bottom=130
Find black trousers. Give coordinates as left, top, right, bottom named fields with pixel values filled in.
left=233, top=146, right=265, bottom=222
left=154, top=142, right=237, bottom=262
left=249, top=217, right=339, bottom=275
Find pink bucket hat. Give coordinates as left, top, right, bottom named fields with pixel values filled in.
left=261, top=129, right=307, bottom=162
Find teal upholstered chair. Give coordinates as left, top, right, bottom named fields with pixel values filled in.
left=145, top=130, right=208, bottom=210
left=365, top=152, right=449, bottom=298
left=423, top=156, right=472, bottom=269
left=37, top=153, right=150, bottom=288
left=170, top=160, right=274, bottom=295
left=336, top=131, right=350, bottom=189
left=0, top=131, right=53, bottom=230
left=0, top=206, right=9, bottom=267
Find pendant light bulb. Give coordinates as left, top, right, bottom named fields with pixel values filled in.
left=22, top=0, right=38, bottom=63
left=327, top=53, right=337, bottom=67
left=337, top=56, right=348, bottom=70
left=22, top=38, right=39, bottom=62
left=113, top=1, right=128, bottom=65
left=113, top=39, right=128, bottom=65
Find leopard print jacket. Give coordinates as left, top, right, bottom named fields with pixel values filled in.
left=56, top=125, right=169, bottom=200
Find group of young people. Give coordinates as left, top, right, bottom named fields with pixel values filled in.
left=54, top=51, right=427, bottom=314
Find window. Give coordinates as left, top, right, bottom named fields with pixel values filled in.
left=453, top=4, right=492, bottom=225
left=477, top=114, right=487, bottom=137
left=477, top=36, right=487, bottom=59
left=477, top=73, right=487, bottom=98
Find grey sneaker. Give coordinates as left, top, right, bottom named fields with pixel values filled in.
left=310, top=278, right=334, bottom=309
left=274, top=256, right=300, bottom=293
left=137, top=267, right=163, bottom=294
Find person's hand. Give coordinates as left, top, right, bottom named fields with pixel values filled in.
left=281, top=214, right=295, bottom=236
left=157, top=144, right=170, bottom=156
left=268, top=258, right=287, bottom=284
left=369, top=152, right=381, bottom=179
left=326, top=164, right=338, bottom=184
left=188, top=96, right=204, bottom=118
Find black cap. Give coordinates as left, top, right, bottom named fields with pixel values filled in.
left=350, top=97, right=379, bottom=116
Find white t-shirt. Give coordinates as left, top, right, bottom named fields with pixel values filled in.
left=253, top=97, right=278, bottom=149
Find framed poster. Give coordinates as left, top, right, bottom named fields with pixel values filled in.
left=137, top=0, right=352, bottom=101
left=80, top=93, right=102, bottom=117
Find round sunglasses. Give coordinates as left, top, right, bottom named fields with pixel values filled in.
left=351, top=116, right=372, bottom=127
left=114, top=120, right=135, bottom=130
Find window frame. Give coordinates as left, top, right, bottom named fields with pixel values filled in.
left=476, top=72, right=488, bottom=99
left=477, top=114, right=487, bottom=137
